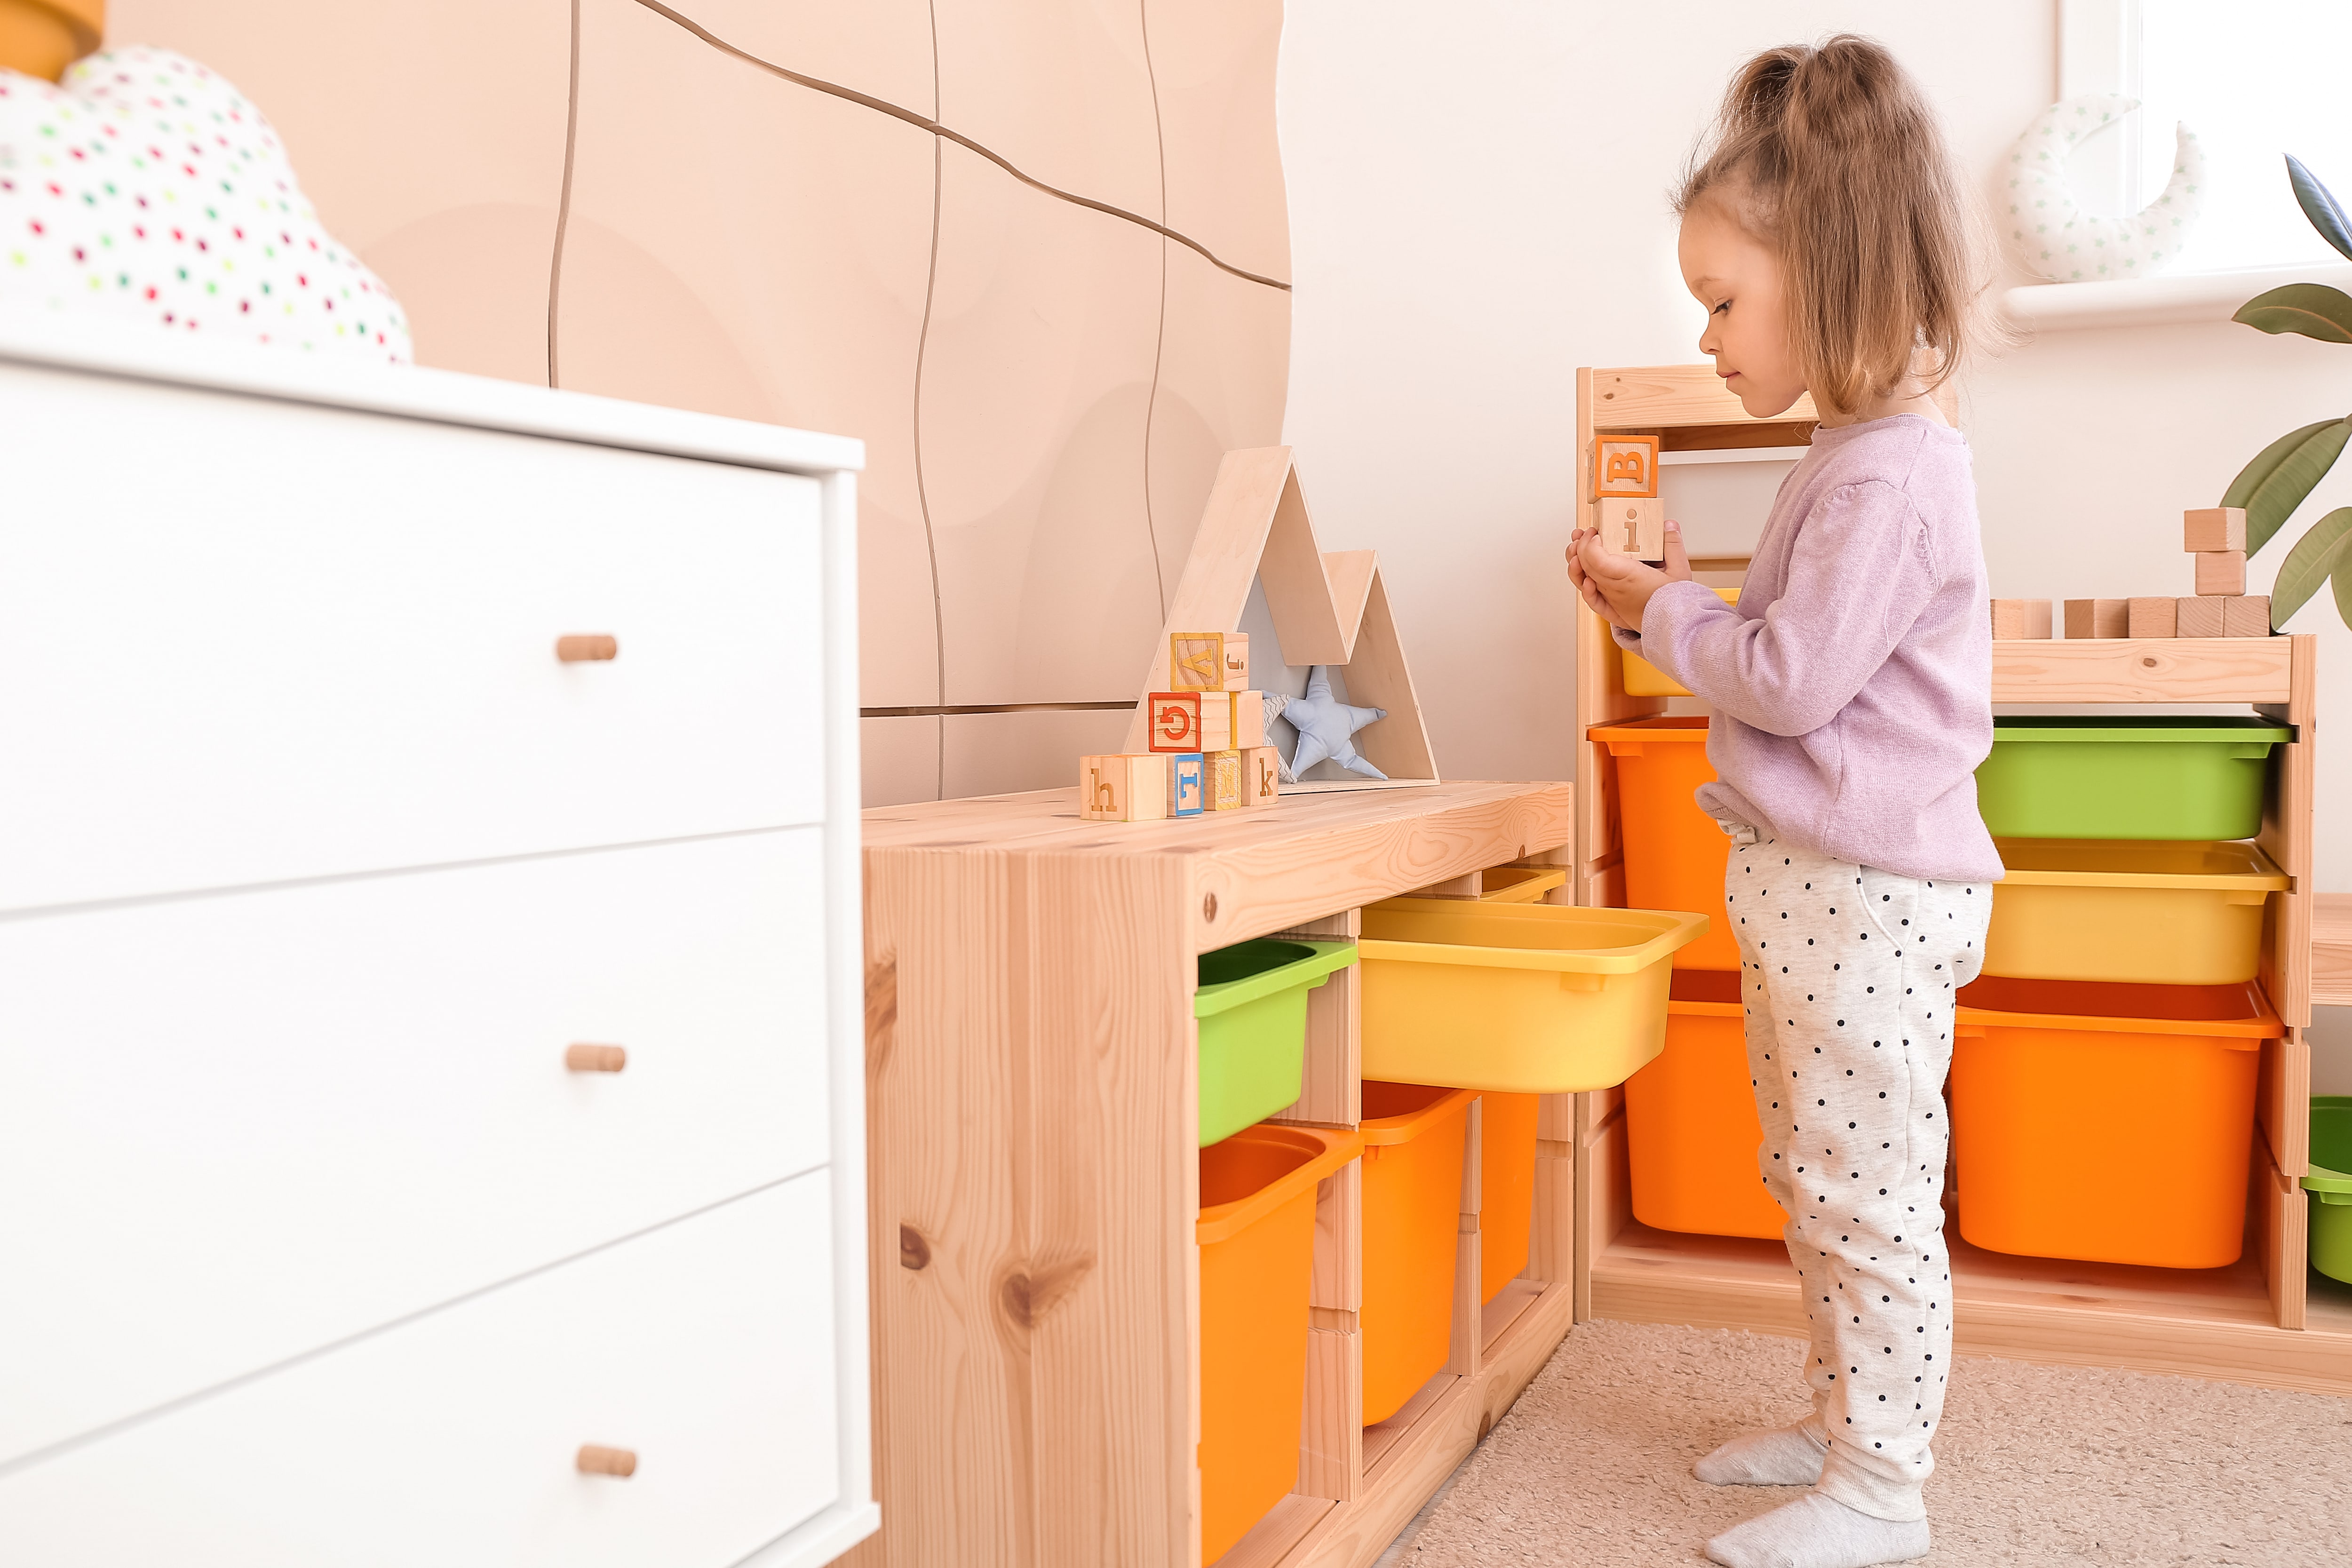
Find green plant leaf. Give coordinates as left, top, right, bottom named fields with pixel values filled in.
left=2233, top=283, right=2352, bottom=343
left=2335, top=544, right=2352, bottom=632
left=2268, top=507, right=2352, bottom=626
left=2289, top=155, right=2352, bottom=264
left=2221, top=416, right=2352, bottom=554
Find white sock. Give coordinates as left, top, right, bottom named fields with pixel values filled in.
left=1693, top=1423, right=1827, bottom=1486
left=1705, top=1493, right=1930, bottom=1568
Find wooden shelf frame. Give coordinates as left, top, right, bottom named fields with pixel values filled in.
left=856, top=782, right=1577, bottom=1568
left=1569, top=362, right=2339, bottom=1389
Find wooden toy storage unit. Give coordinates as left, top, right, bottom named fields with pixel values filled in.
left=1572, top=365, right=2346, bottom=1390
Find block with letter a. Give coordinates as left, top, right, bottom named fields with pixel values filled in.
left=1168, top=632, right=1225, bottom=691
left=1147, top=691, right=1205, bottom=752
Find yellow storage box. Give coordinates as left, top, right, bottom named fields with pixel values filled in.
left=1358, top=899, right=1709, bottom=1092
left=1986, top=840, right=2287, bottom=987
left=1478, top=866, right=1567, bottom=904
left=1619, top=586, right=1739, bottom=696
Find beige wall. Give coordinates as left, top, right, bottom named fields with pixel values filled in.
left=108, top=0, right=1292, bottom=807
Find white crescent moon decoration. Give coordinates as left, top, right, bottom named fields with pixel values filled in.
left=2004, top=95, right=2206, bottom=282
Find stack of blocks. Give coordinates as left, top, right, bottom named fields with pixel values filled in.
left=1078, top=632, right=1283, bottom=821
left=1590, top=434, right=1666, bottom=562
left=1988, top=508, right=2273, bottom=641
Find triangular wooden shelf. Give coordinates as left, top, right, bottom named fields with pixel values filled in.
left=1120, top=447, right=1438, bottom=788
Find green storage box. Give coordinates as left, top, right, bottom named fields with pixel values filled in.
left=1196, top=939, right=1357, bottom=1146
left=2305, top=1097, right=2352, bottom=1285
left=1976, top=718, right=2288, bottom=841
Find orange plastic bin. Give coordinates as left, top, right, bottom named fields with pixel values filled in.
left=1953, top=976, right=2280, bottom=1270
left=1588, top=717, right=1737, bottom=970
left=1360, top=1082, right=1476, bottom=1424
left=1478, top=1092, right=1542, bottom=1300
left=1623, top=969, right=1790, bottom=1240
left=1198, top=1122, right=1361, bottom=1565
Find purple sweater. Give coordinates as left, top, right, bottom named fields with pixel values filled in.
left=1615, top=414, right=2001, bottom=882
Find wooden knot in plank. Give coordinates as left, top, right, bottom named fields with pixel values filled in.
left=899, top=1224, right=931, bottom=1271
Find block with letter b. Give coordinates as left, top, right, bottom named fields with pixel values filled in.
left=1592, top=434, right=1660, bottom=499
left=1166, top=753, right=1207, bottom=817
left=1077, top=754, right=1169, bottom=822
left=1238, top=746, right=1281, bottom=808
left=1168, top=631, right=1226, bottom=691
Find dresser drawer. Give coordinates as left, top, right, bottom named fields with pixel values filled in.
left=0, top=1175, right=841, bottom=1567
left=0, top=362, right=826, bottom=915
left=0, top=830, right=830, bottom=1465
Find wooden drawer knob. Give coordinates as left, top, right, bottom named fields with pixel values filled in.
left=556, top=635, right=619, bottom=662
left=565, top=1043, right=628, bottom=1073
left=576, top=1444, right=637, bottom=1478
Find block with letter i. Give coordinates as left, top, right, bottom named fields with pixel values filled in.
left=1592, top=496, right=1666, bottom=562
left=1168, top=631, right=1226, bottom=691
left=1238, top=746, right=1281, bottom=808
left=1077, top=754, right=1169, bottom=822
left=1166, top=753, right=1207, bottom=817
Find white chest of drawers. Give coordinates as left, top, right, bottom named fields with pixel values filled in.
left=0, top=316, right=876, bottom=1568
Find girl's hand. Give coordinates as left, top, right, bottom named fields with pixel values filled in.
left=1574, top=519, right=1692, bottom=631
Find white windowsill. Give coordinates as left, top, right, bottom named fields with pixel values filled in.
left=2003, top=260, right=2352, bottom=331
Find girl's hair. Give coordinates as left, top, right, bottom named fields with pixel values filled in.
left=1675, top=36, right=1987, bottom=416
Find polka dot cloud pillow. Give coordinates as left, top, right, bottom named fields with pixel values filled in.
left=0, top=46, right=410, bottom=362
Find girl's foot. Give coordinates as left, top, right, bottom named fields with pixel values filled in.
left=1693, top=1423, right=1827, bottom=1486
left=1704, top=1493, right=1929, bottom=1568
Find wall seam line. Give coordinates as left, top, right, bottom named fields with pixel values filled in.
left=545, top=0, right=583, bottom=387
left=1139, top=0, right=1168, bottom=618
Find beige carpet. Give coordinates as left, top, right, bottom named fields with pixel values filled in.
left=1383, top=1319, right=2352, bottom=1566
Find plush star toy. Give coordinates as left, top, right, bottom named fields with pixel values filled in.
left=1268, top=666, right=1387, bottom=782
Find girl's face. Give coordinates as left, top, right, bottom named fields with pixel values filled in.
left=1678, top=196, right=1806, bottom=419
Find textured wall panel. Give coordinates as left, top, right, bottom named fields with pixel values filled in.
left=1144, top=0, right=1290, bottom=285
left=658, top=0, right=938, bottom=117
left=861, top=716, right=944, bottom=811
left=942, top=708, right=1136, bottom=801
left=920, top=141, right=1164, bottom=708
left=104, top=0, right=572, bottom=383
left=558, top=0, right=941, bottom=710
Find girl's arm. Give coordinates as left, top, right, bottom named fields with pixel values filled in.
left=1637, top=480, right=1940, bottom=737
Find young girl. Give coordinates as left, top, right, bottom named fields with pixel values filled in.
left=1567, top=37, right=1998, bottom=1568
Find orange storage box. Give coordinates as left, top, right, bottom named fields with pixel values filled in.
left=1478, top=1092, right=1541, bottom=1300
left=1588, top=717, right=1737, bottom=971
left=1623, top=969, right=1790, bottom=1240
left=1359, top=1082, right=1476, bottom=1424
left=1952, top=977, right=2280, bottom=1271
left=1198, top=1122, right=1361, bottom=1565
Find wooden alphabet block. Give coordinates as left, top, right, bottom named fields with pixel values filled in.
left=1077, top=754, right=1169, bottom=822
left=1166, top=752, right=1207, bottom=817
left=1168, top=632, right=1225, bottom=691
left=2126, top=596, right=2177, bottom=638
left=1146, top=691, right=1205, bottom=752
left=2183, top=507, right=2246, bottom=553
left=1592, top=496, right=1666, bottom=561
left=1592, top=434, right=1661, bottom=499
left=1238, top=746, right=1281, bottom=808
left=1990, top=599, right=2052, bottom=639
left=1208, top=749, right=1243, bottom=811
left=1228, top=691, right=1269, bottom=751
left=2225, top=595, right=2273, bottom=637
left=2176, top=595, right=2227, bottom=637
left=2194, top=550, right=2246, bottom=596
left=1220, top=633, right=1250, bottom=691
left=1194, top=691, right=1235, bottom=753
left=2063, top=599, right=2130, bottom=639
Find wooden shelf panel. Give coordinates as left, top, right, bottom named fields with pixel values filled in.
left=2316, top=894, right=2352, bottom=1008
left=1990, top=636, right=2296, bottom=703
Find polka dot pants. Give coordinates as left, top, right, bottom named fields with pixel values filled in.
left=1725, top=830, right=1988, bottom=1522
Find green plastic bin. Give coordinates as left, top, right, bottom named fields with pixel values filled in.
left=1976, top=718, right=2288, bottom=840
left=1196, top=939, right=1359, bottom=1146
left=2304, top=1097, right=2352, bottom=1285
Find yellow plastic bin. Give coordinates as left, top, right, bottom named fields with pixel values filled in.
left=1985, top=839, right=2287, bottom=986
left=1478, top=866, right=1567, bottom=904
left=1359, top=898, right=1708, bottom=1092
left=1477, top=1091, right=1542, bottom=1300
left=1952, top=975, right=2280, bottom=1270
left=1198, top=1122, right=1361, bottom=1565
left=1623, top=968, right=1790, bottom=1240
left=1588, top=717, right=1740, bottom=971
left=1359, top=1082, right=1476, bottom=1425
left=1620, top=586, right=1741, bottom=696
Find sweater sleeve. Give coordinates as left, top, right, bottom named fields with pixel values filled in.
left=1632, top=481, right=1940, bottom=737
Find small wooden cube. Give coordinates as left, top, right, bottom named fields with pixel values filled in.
left=1165, top=753, right=1207, bottom=817
left=1592, top=495, right=1666, bottom=561
left=1238, top=746, right=1281, bottom=808
left=1207, top=749, right=1243, bottom=811
left=1219, top=633, right=1250, bottom=691
left=2193, top=550, right=2246, bottom=596
left=2062, top=599, right=2129, bottom=639
left=1078, top=754, right=1169, bottom=822
left=2176, top=596, right=2227, bottom=637
left=2183, top=507, right=2246, bottom=553
left=1229, top=691, right=1269, bottom=751
left=1168, top=632, right=1225, bottom=691
left=1146, top=691, right=1204, bottom=752
left=2126, top=596, right=2177, bottom=638
left=2225, top=595, right=2273, bottom=637
left=1990, top=599, right=2052, bottom=639
left=1592, top=434, right=1661, bottom=499
left=1194, top=691, right=1234, bottom=753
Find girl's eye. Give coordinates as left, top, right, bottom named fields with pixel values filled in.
left=1713, top=300, right=1731, bottom=315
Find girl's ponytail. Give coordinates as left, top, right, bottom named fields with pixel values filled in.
left=1677, top=36, right=1987, bottom=417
